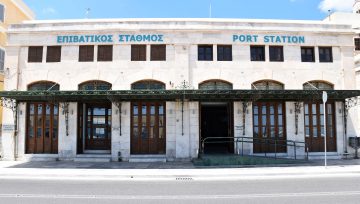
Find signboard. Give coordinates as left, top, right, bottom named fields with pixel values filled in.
left=233, top=34, right=305, bottom=44
left=2, top=124, right=15, bottom=132
left=56, top=33, right=306, bottom=45
left=322, top=91, right=328, bottom=103
left=57, top=34, right=164, bottom=44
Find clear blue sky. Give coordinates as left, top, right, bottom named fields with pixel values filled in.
left=22, top=0, right=353, bottom=20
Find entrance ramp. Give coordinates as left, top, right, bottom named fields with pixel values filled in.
left=194, top=154, right=309, bottom=167
left=129, top=155, right=166, bottom=163
left=74, top=154, right=111, bottom=162
left=201, top=136, right=309, bottom=160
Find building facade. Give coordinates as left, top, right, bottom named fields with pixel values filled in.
left=0, top=0, right=34, bottom=158
left=1, top=17, right=358, bottom=162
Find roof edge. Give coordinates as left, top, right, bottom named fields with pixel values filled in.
left=10, top=0, right=35, bottom=20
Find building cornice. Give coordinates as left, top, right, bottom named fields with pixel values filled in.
left=7, top=18, right=354, bottom=34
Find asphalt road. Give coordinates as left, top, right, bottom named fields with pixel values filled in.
left=0, top=176, right=360, bottom=204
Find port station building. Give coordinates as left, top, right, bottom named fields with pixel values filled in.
left=1, top=15, right=360, bottom=162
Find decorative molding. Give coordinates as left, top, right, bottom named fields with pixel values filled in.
left=176, top=80, right=194, bottom=136
left=113, top=101, right=122, bottom=136
left=345, top=96, right=360, bottom=110
left=0, top=97, right=17, bottom=112
left=242, top=102, right=251, bottom=135
left=294, top=102, right=302, bottom=135
left=60, top=102, right=70, bottom=136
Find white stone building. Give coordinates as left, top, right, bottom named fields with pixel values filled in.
left=1, top=16, right=359, bottom=162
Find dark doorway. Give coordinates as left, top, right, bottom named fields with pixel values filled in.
left=200, top=103, right=234, bottom=154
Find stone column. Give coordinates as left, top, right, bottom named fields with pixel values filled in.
left=112, top=102, right=131, bottom=161
left=15, top=103, right=26, bottom=160
left=189, top=101, right=199, bottom=159
left=58, top=102, right=77, bottom=160
left=175, top=100, right=191, bottom=160
left=0, top=105, right=16, bottom=160
left=335, top=102, right=345, bottom=156
left=166, top=102, right=176, bottom=161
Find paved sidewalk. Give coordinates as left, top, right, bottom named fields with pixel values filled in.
left=1, top=157, right=360, bottom=169
left=0, top=159, right=359, bottom=181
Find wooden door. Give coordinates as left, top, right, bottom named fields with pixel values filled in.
left=26, top=103, right=58, bottom=154
left=304, top=102, right=336, bottom=152
left=85, top=104, right=111, bottom=150
left=131, top=102, right=166, bottom=154
left=253, top=102, right=286, bottom=153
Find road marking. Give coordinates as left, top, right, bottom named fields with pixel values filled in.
left=0, top=191, right=360, bottom=200
left=1, top=171, right=360, bottom=181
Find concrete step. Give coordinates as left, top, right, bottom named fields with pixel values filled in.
left=74, top=154, right=111, bottom=162
left=129, top=155, right=167, bottom=163
left=23, top=154, right=59, bottom=162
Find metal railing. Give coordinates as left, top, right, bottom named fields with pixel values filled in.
left=201, top=136, right=309, bottom=160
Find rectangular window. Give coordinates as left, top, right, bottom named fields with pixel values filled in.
left=150, top=45, right=166, bottom=61
left=355, top=38, right=360, bottom=51
left=79, top=45, right=94, bottom=62
left=269, top=46, right=284, bottom=62
left=46, top=46, right=61, bottom=63
left=0, top=49, right=4, bottom=72
left=198, top=45, right=213, bottom=61
left=217, top=45, right=232, bottom=61
left=97, top=45, right=113, bottom=61
left=131, top=45, right=146, bottom=61
left=0, top=4, right=4, bottom=23
left=319, top=47, right=333, bottom=63
left=301, top=47, right=315, bottom=62
left=28, top=46, right=43, bottom=63
left=250, top=45, right=265, bottom=61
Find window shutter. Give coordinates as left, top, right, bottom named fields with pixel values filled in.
left=98, top=45, right=111, bottom=61
left=79, top=46, right=94, bottom=62
left=47, top=46, right=61, bottom=62
left=28, top=46, right=43, bottom=63
left=139, top=45, right=146, bottom=61
left=0, top=49, right=4, bottom=72
left=0, top=4, right=4, bottom=22
left=151, top=45, right=166, bottom=61
left=131, top=45, right=139, bottom=61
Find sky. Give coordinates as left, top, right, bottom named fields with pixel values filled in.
left=23, top=0, right=355, bottom=20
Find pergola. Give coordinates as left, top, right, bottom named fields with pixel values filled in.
left=1, top=89, right=360, bottom=149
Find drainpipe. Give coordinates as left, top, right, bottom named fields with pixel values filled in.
left=343, top=102, right=348, bottom=155
left=13, top=47, right=21, bottom=160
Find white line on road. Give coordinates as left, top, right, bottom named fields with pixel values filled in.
left=1, top=172, right=360, bottom=181
left=1, top=191, right=360, bottom=200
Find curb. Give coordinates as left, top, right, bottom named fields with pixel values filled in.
left=0, top=165, right=359, bottom=181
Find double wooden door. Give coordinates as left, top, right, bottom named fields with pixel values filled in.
left=84, top=104, right=112, bottom=150
left=26, top=103, right=58, bottom=154
left=131, top=102, right=166, bottom=154
left=304, top=102, right=336, bottom=152
left=253, top=102, right=286, bottom=153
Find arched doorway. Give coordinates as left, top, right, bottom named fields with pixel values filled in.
left=131, top=80, right=166, bottom=154
left=199, top=80, right=234, bottom=154
left=26, top=81, right=59, bottom=154
left=303, top=81, right=336, bottom=152
left=78, top=80, right=112, bottom=153
left=251, top=80, right=286, bottom=153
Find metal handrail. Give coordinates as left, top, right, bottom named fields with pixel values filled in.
left=201, top=136, right=309, bottom=160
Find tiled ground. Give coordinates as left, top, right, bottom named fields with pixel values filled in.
left=4, top=158, right=360, bottom=169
